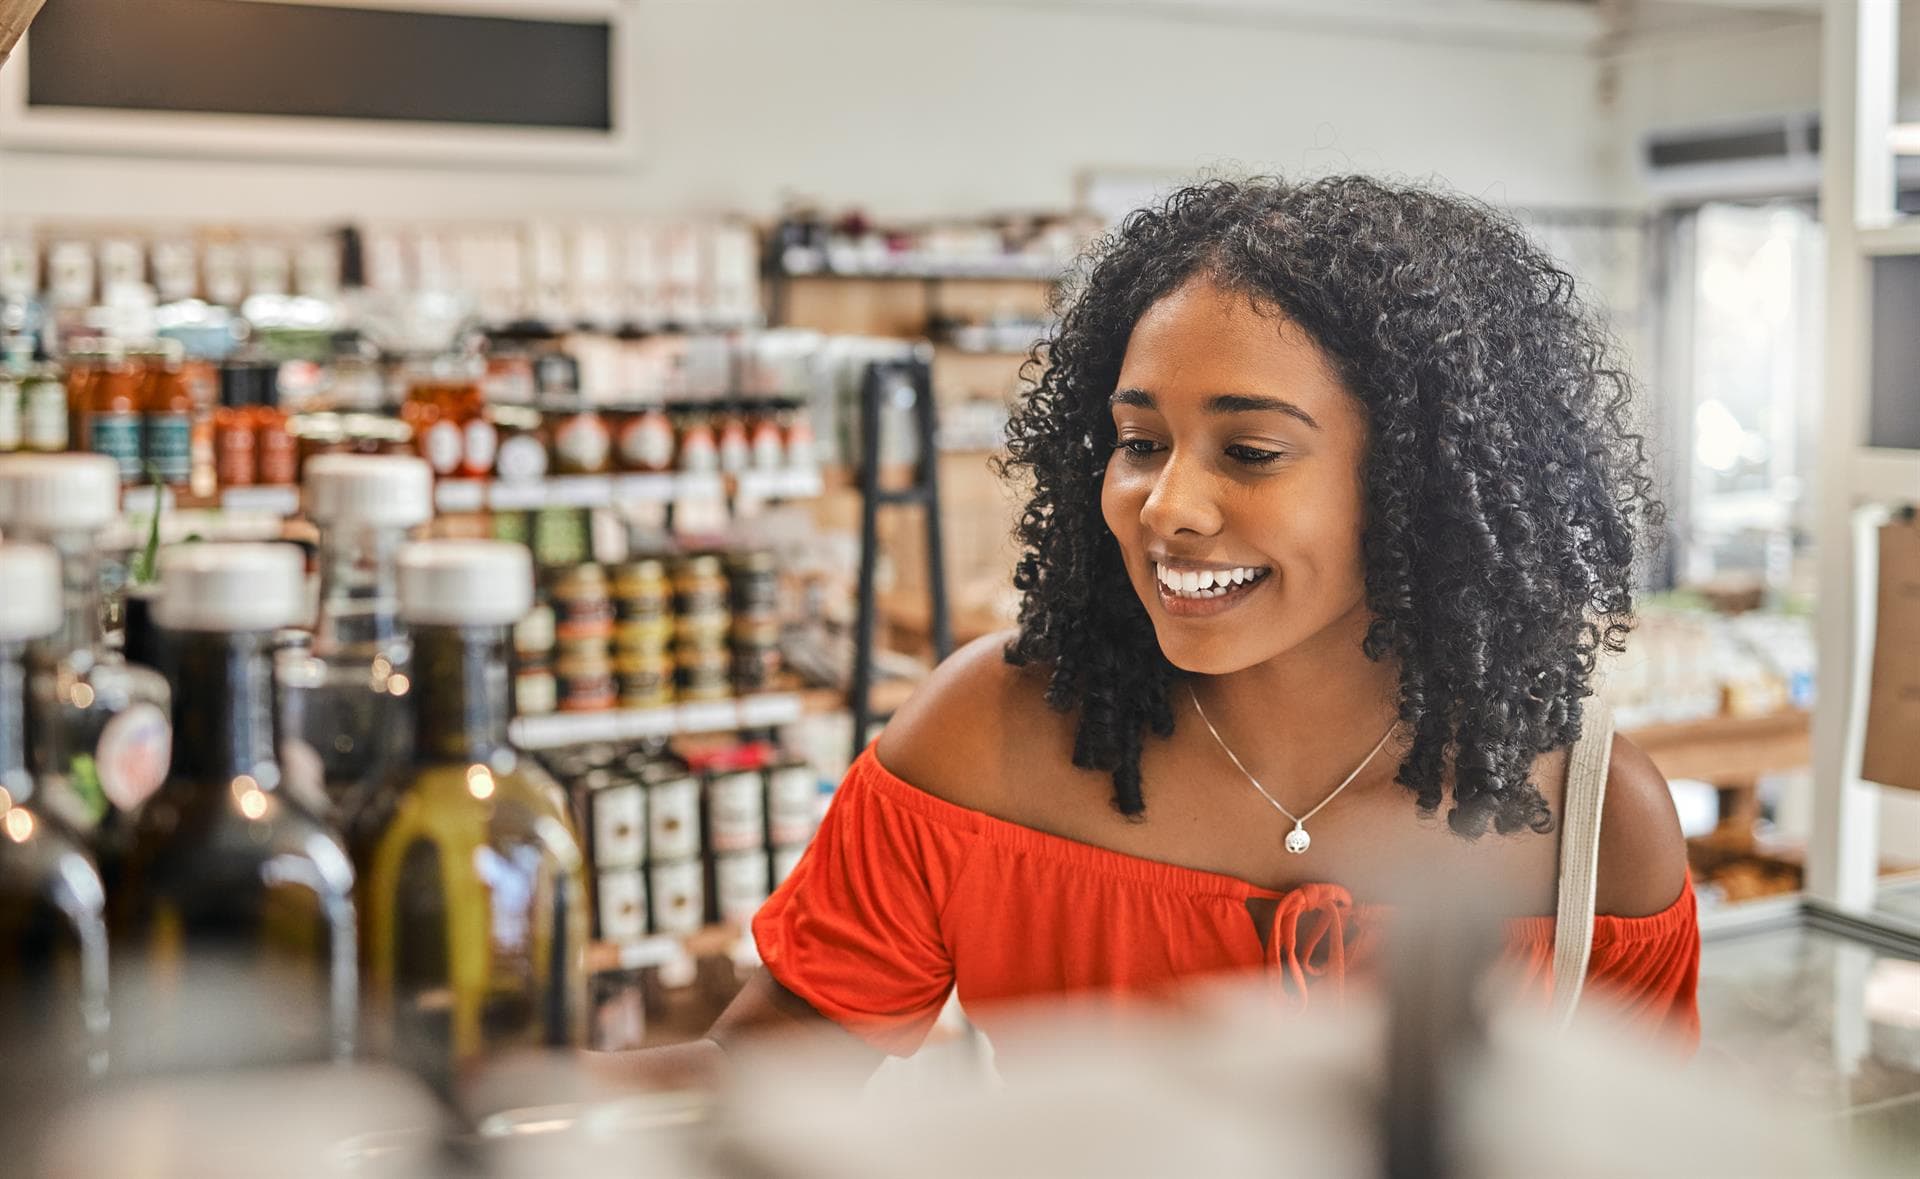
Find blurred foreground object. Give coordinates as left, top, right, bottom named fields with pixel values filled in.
left=0, top=0, right=44, bottom=70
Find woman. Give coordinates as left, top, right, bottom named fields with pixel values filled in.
left=661, top=176, right=1696, bottom=1078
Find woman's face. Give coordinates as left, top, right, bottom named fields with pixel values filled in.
left=1100, top=275, right=1374, bottom=676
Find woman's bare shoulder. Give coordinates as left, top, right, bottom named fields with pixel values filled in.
left=873, top=630, right=1075, bottom=813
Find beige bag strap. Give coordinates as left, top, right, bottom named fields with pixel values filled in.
left=1550, top=699, right=1613, bottom=1028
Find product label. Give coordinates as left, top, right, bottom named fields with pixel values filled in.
left=96, top=703, right=172, bottom=813
left=647, top=859, right=704, bottom=935
left=713, top=852, right=770, bottom=924
left=495, top=434, right=548, bottom=484
left=462, top=418, right=499, bottom=475
left=23, top=381, right=68, bottom=451
left=89, top=412, right=144, bottom=481
left=766, top=766, right=818, bottom=846
left=144, top=412, right=192, bottom=484
left=597, top=870, right=648, bottom=941
left=646, top=777, right=701, bottom=861
left=422, top=419, right=463, bottom=474
left=591, top=782, right=647, bottom=869
left=617, top=416, right=675, bottom=471
left=678, top=431, right=717, bottom=475
left=718, top=427, right=751, bottom=476
left=553, top=415, right=611, bottom=472
left=751, top=422, right=784, bottom=472
left=706, top=772, right=764, bottom=853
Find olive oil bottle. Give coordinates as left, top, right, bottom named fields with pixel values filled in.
left=114, top=543, right=357, bottom=1073
left=355, top=540, right=587, bottom=1096
left=278, top=453, right=433, bottom=817
left=0, top=543, right=109, bottom=1110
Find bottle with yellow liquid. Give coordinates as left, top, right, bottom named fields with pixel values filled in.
left=354, top=540, right=588, bottom=1097
left=113, top=543, right=357, bottom=1073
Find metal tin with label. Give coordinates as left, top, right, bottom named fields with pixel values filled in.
left=765, top=763, right=817, bottom=848
left=713, top=851, right=770, bottom=925
left=646, top=773, right=702, bottom=861
left=705, top=770, right=765, bottom=855
left=597, top=869, right=648, bottom=941
left=590, top=775, right=647, bottom=869
left=648, top=858, right=705, bottom=935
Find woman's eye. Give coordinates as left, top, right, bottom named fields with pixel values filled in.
left=1226, top=444, right=1286, bottom=466
left=1113, top=438, right=1162, bottom=459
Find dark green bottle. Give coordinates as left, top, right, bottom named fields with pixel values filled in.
left=114, top=543, right=357, bottom=1073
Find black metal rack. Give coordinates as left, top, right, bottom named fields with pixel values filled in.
left=849, top=353, right=951, bottom=764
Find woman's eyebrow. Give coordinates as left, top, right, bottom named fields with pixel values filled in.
left=1108, top=387, right=1320, bottom=430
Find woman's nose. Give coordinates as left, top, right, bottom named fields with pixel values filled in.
left=1139, top=452, right=1223, bottom=538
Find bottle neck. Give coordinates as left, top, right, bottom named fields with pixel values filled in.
left=166, top=629, right=282, bottom=788
left=314, top=523, right=407, bottom=656
left=411, top=624, right=513, bottom=764
left=0, top=640, right=29, bottom=799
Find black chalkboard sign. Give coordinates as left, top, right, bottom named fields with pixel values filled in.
left=26, top=0, right=613, bottom=131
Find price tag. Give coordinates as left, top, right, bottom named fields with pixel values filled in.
left=487, top=480, right=548, bottom=510
left=221, top=486, right=300, bottom=516
left=617, top=708, right=678, bottom=740
left=435, top=481, right=486, bottom=513
left=616, top=473, right=678, bottom=502
left=547, top=476, right=612, bottom=508
left=677, top=700, right=739, bottom=735
left=738, top=693, right=801, bottom=728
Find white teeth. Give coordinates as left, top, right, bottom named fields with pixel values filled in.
left=1154, top=563, right=1268, bottom=598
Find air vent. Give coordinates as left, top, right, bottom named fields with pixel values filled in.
left=1642, top=113, right=1821, bottom=199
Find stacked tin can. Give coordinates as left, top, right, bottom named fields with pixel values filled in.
left=578, top=749, right=707, bottom=941
left=672, top=555, right=732, bottom=702
left=728, top=551, right=781, bottom=695
left=613, top=558, right=675, bottom=708
left=512, top=594, right=559, bottom=716
left=551, top=563, right=618, bottom=712
left=570, top=745, right=823, bottom=941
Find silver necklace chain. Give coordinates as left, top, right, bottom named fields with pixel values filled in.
left=1187, top=684, right=1399, bottom=854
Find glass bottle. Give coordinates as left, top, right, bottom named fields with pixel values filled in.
left=0, top=454, right=172, bottom=871
left=86, top=340, right=143, bottom=486
left=0, top=543, right=110, bottom=1110
left=280, top=454, right=432, bottom=819
left=214, top=360, right=258, bottom=490
left=353, top=540, right=587, bottom=1098
left=12, top=336, right=68, bottom=456
left=114, top=543, right=357, bottom=1072
left=138, top=340, right=193, bottom=491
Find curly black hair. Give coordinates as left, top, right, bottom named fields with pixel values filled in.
left=999, top=176, right=1661, bottom=839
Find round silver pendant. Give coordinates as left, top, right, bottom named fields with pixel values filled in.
left=1284, top=825, right=1311, bottom=855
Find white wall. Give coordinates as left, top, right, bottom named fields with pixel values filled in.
left=0, top=0, right=1613, bottom=224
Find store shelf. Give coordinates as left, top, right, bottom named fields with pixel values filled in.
left=510, top=691, right=806, bottom=749
left=434, top=468, right=821, bottom=514
left=121, top=484, right=303, bottom=516
left=797, top=677, right=920, bottom=719
left=1622, top=708, right=1812, bottom=784
left=588, top=922, right=742, bottom=975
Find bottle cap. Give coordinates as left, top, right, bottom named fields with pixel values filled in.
left=303, top=453, right=435, bottom=527
left=398, top=540, right=533, bottom=627
left=0, top=543, right=61, bottom=642
left=0, top=453, right=121, bottom=533
left=155, top=543, right=306, bottom=633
